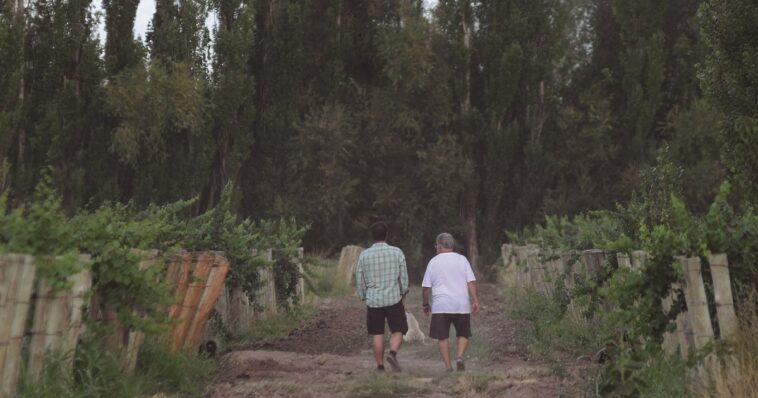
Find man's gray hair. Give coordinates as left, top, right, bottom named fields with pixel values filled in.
left=436, top=233, right=455, bottom=249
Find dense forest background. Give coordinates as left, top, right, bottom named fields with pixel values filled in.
left=1, top=0, right=756, bottom=278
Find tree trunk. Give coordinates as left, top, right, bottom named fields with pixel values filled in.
left=460, top=0, right=481, bottom=277
left=15, top=0, right=25, bottom=178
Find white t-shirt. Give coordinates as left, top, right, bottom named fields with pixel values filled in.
left=421, top=252, right=476, bottom=314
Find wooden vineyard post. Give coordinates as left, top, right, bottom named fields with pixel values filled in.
left=581, top=250, right=605, bottom=274
left=0, top=255, right=36, bottom=398
left=631, top=251, right=647, bottom=270
left=256, top=249, right=277, bottom=318
left=27, top=256, right=92, bottom=379
left=169, top=253, right=214, bottom=351
left=295, top=248, right=305, bottom=304
left=617, top=252, right=632, bottom=269
left=28, top=259, right=91, bottom=376
left=708, top=254, right=738, bottom=338
left=526, top=248, right=542, bottom=293
left=661, top=284, right=679, bottom=355
left=500, top=244, right=518, bottom=290
left=121, top=250, right=161, bottom=372
left=682, top=257, right=714, bottom=349
left=561, top=251, right=576, bottom=291
left=182, top=253, right=230, bottom=351
left=337, top=245, right=365, bottom=287
left=671, top=282, right=692, bottom=356
left=513, top=246, right=529, bottom=294
left=501, top=244, right=513, bottom=268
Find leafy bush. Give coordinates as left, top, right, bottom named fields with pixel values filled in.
left=508, top=153, right=758, bottom=395
left=2, top=176, right=307, bottom=395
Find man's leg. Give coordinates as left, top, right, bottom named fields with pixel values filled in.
left=373, top=334, right=385, bottom=366
left=456, top=336, right=469, bottom=358
left=385, top=302, right=408, bottom=372
left=389, top=331, right=403, bottom=353
left=367, top=307, right=386, bottom=370
left=430, top=313, right=453, bottom=370
left=453, top=314, right=472, bottom=371
left=438, top=338, right=452, bottom=370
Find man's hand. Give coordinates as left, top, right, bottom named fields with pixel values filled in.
left=423, top=304, right=431, bottom=316
left=471, top=301, right=480, bottom=316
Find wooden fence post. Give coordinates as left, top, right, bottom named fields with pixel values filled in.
left=661, top=284, right=679, bottom=355
left=526, top=248, right=542, bottom=293
left=617, top=252, right=632, bottom=269
left=501, top=244, right=513, bottom=268
left=182, top=252, right=230, bottom=351
left=256, top=249, right=277, bottom=318
left=0, top=255, right=36, bottom=398
left=27, top=256, right=91, bottom=379
left=513, top=246, right=529, bottom=294
left=671, top=282, right=692, bottom=356
left=337, top=245, right=364, bottom=287
left=682, top=257, right=714, bottom=349
left=631, top=251, right=647, bottom=270
left=500, top=244, right=516, bottom=289
left=581, top=249, right=605, bottom=274
left=295, top=248, right=305, bottom=303
left=169, top=252, right=215, bottom=351
left=708, top=253, right=738, bottom=339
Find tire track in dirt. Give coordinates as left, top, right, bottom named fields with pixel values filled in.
left=205, top=284, right=587, bottom=397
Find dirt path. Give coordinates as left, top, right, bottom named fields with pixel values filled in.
left=205, top=284, right=587, bottom=397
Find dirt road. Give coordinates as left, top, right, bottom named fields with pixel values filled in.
left=205, top=284, right=587, bottom=397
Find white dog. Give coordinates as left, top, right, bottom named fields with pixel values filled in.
left=403, top=311, right=427, bottom=344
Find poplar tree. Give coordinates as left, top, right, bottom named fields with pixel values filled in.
left=700, top=0, right=758, bottom=199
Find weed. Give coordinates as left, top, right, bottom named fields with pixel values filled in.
left=511, top=289, right=605, bottom=360
left=349, top=373, right=429, bottom=398
left=691, top=297, right=758, bottom=397
left=227, top=305, right=319, bottom=348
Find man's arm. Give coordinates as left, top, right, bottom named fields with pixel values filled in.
left=422, top=287, right=432, bottom=316
left=468, top=281, right=480, bottom=315
left=356, top=257, right=367, bottom=301
left=398, top=252, right=409, bottom=297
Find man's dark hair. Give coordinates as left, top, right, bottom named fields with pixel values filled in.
left=370, top=221, right=388, bottom=242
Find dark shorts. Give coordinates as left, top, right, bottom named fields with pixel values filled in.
left=429, top=313, right=472, bottom=340
left=366, top=300, right=409, bottom=335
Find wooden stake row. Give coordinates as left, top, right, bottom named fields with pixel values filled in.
left=500, top=244, right=740, bottom=357
left=0, top=254, right=91, bottom=398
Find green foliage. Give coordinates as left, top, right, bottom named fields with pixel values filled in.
left=0, top=172, right=85, bottom=289
left=135, top=337, right=218, bottom=396
left=699, top=0, right=758, bottom=200
left=17, top=334, right=216, bottom=397
left=2, top=177, right=306, bottom=333
left=511, top=289, right=606, bottom=359
left=594, top=350, right=688, bottom=398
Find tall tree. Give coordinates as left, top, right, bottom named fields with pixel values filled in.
left=10, top=0, right=105, bottom=205
left=699, top=0, right=758, bottom=199
left=106, top=0, right=211, bottom=206
left=201, top=0, right=256, bottom=210
left=0, top=0, right=24, bottom=195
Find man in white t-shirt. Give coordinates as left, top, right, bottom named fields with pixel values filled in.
left=421, top=232, right=480, bottom=372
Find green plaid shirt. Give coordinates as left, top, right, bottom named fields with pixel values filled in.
left=356, top=243, right=409, bottom=308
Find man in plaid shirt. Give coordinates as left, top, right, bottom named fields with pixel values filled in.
left=356, top=221, right=409, bottom=372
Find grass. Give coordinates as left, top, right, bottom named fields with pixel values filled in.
left=302, top=254, right=353, bottom=300
left=348, top=373, right=431, bottom=398
left=226, top=305, right=319, bottom=348
left=17, top=334, right=217, bottom=398
left=509, top=288, right=605, bottom=360
left=691, top=299, right=758, bottom=397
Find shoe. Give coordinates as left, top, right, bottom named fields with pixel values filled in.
left=445, top=367, right=454, bottom=373
left=456, top=358, right=465, bottom=372
left=386, top=354, right=402, bottom=372
left=376, top=365, right=385, bottom=372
